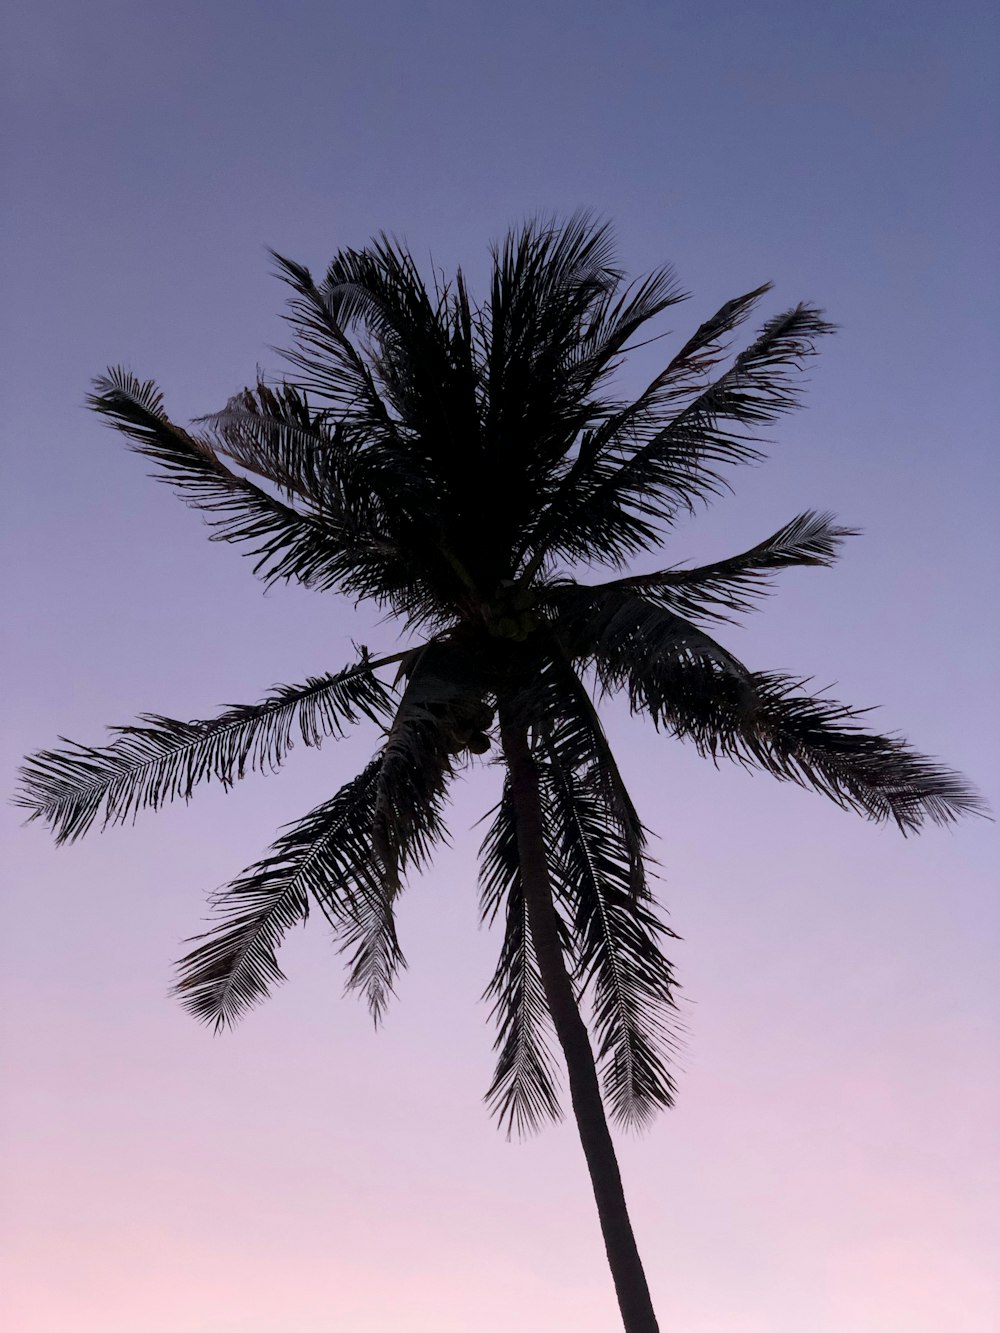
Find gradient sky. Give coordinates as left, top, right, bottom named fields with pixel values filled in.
left=2, top=2, right=998, bottom=1330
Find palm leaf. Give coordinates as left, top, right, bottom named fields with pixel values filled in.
left=16, top=655, right=394, bottom=844
left=550, top=583, right=750, bottom=694
left=269, top=251, right=404, bottom=437
left=566, top=582, right=980, bottom=830
left=274, top=243, right=479, bottom=525
left=479, top=216, right=635, bottom=516
left=516, top=647, right=650, bottom=898
left=515, top=281, right=767, bottom=575
left=588, top=511, right=857, bottom=623
left=196, top=382, right=348, bottom=504
left=369, top=646, right=464, bottom=889
left=602, top=302, right=836, bottom=496
left=659, top=670, right=986, bottom=832
left=274, top=254, right=500, bottom=623
left=175, top=759, right=397, bottom=1027
left=538, top=751, right=680, bottom=1127
left=87, top=368, right=383, bottom=594
left=530, top=304, right=835, bottom=570
left=480, top=779, right=564, bottom=1136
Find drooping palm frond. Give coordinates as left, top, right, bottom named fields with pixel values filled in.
left=480, top=779, right=564, bottom=1135
left=175, top=759, right=397, bottom=1028
left=332, top=857, right=407, bottom=1024
left=691, top=671, right=984, bottom=832
left=342, top=760, right=451, bottom=1014
left=550, top=582, right=750, bottom=694
left=369, top=646, right=465, bottom=891
left=565, top=582, right=980, bottom=831
left=538, top=750, right=680, bottom=1128
left=588, top=511, right=858, bottom=623
left=517, top=647, right=650, bottom=899
left=176, top=729, right=440, bottom=1028
left=599, top=639, right=983, bottom=832
left=87, top=369, right=388, bottom=594
left=16, top=656, right=395, bottom=844
left=485, top=643, right=679, bottom=1131
left=196, top=381, right=348, bottom=504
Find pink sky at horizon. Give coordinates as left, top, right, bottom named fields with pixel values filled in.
left=2, top=2, right=997, bottom=1330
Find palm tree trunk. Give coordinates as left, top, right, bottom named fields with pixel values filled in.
left=498, top=710, right=661, bottom=1333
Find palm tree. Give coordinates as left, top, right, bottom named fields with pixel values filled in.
left=18, top=216, right=981, bottom=1333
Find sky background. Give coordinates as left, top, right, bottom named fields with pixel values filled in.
left=2, top=2, right=998, bottom=1330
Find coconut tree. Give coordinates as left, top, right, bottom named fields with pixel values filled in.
left=17, top=217, right=980, bottom=1333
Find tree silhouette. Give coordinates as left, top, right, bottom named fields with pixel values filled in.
left=18, top=217, right=981, bottom=1332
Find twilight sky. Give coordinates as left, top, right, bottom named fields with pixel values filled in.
left=2, top=2, right=998, bottom=1330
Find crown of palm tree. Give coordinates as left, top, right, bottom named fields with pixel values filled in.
left=18, top=215, right=981, bottom=1141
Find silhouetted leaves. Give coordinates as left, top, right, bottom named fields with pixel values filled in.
left=20, top=216, right=982, bottom=1145
left=480, top=780, right=564, bottom=1135
left=176, top=759, right=400, bottom=1027
left=17, top=656, right=393, bottom=844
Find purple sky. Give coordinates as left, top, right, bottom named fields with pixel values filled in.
left=2, top=2, right=998, bottom=1330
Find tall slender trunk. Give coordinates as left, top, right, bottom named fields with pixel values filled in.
left=498, top=708, right=660, bottom=1333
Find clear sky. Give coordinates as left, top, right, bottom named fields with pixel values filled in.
left=2, top=2, right=997, bottom=1330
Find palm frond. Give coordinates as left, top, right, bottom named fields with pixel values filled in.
left=480, top=779, right=564, bottom=1136
left=550, top=583, right=751, bottom=693
left=271, top=256, right=500, bottom=622
left=175, top=759, right=398, bottom=1027
left=87, top=368, right=381, bottom=594
left=530, top=303, right=836, bottom=570
left=481, top=214, right=628, bottom=495
left=566, top=263, right=690, bottom=382
left=486, top=646, right=678, bottom=1130
left=605, top=302, right=836, bottom=491
left=322, top=242, right=487, bottom=514
left=276, top=242, right=482, bottom=512
left=196, top=382, right=346, bottom=503
left=659, top=670, right=986, bottom=833
left=515, top=282, right=765, bottom=574
left=516, top=648, right=650, bottom=898
left=642, top=283, right=774, bottom=394
left=311, top=691, right=459, bottom=1019
left=369, top=641, right=487, bottom=892
left=562, top=581, right=981, bottom=830
left=16, top=656, right=394, bottom=844
left=588, top=511, right=858, bottom=623
left=332, top=861, right=406, bottom=1024
left=538, top=752, right=680, bottom=1127
left=269, top=251, right=405, bottom=436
